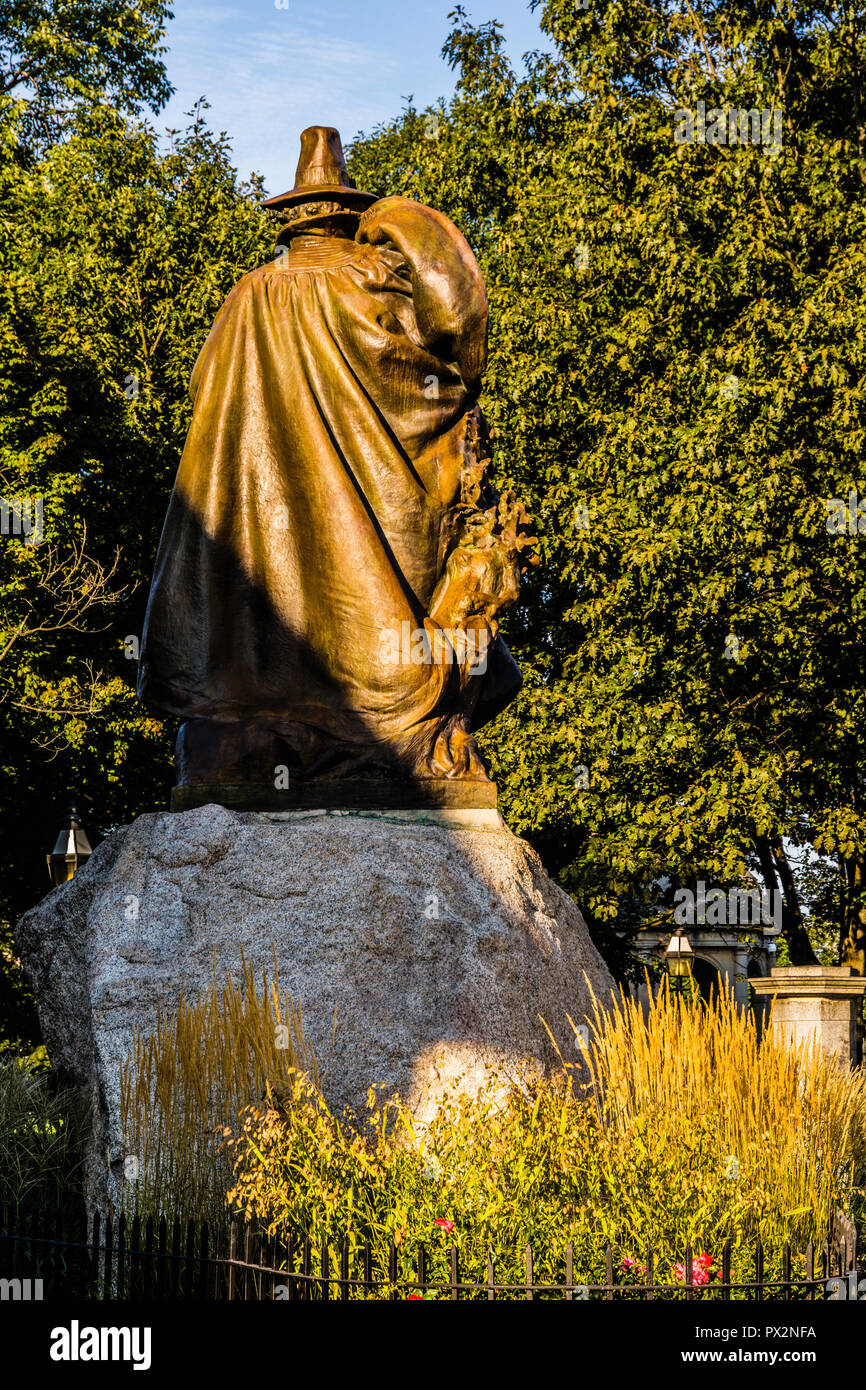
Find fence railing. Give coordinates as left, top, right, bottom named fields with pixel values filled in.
left=0, top=1205, right=859, bottom=1301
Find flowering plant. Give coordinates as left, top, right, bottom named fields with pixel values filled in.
left=673, top=1253, right=713, bottom=1286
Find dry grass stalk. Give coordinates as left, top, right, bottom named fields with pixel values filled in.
left=571, top=976, right=866, bottom=1244
left=120, top=946, right=318, bottom=1219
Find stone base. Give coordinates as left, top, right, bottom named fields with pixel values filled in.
left=16, top=804, right=614, bottom=1209
left=751, top=967, right=866, bottom=1066
left=171, top=777, right=498, bottom=813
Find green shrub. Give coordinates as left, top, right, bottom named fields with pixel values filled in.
left=118, top=967, right=866, bottom=1296
left=224, top=982, right=866, bottom=1297
left=0, top=1054, right=88, bottom=1211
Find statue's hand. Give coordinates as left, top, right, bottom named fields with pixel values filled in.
left=357, top=196, right=487, bottom=392
left=429, top=487, right=538, bottom=632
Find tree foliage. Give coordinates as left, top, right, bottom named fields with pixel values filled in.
left=2, top=1, right=866, bottom=1048
left=0, top=0, right=174, bottom=153
left=0, top=101, right=272, bottom=1044
left=348, top=1, right=866, bottom=970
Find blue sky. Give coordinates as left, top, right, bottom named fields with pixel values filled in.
left=157, top=0, right=551, bottom=194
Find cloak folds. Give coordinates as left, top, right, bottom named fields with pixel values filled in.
left=138, top=198, right=521, bottom=781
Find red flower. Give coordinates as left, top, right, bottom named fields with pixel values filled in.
left=407, top=1293, right=425, bottom=1300
left=434, top=1218, right=455, bottom=1234
left=674, top=1253, right=713, bottom=1286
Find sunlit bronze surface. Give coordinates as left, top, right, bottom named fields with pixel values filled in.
left=138, top=128, right=534, bottom=801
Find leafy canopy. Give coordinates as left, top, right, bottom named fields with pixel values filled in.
left=348, top=1, right=866, bottom=971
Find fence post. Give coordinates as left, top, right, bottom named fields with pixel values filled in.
left=242, top=1224, right=253, bottom=1302
left=565, top=1244, right=573, bottom=1302
left=755, top=1239, right=764, bottom=1300
left=269, top=1228, right=283, bottom=1301
left=42, top=1205, right=53, bottom=1295
left=782, top=1242, right=791, bottom=1301
left=17, top=1206, right=28, bottom=1286
left=156, top=1215, right=167, bottom=1299
left=227, top=1220, right=238, bottom=1302
left=253, top=1228, right=263, bottom=1301
left=605, top=1242, right=613, bottom=1300
left=103, top=1210, right=114, bottom=1301
left=0, top=1206, right=12, bottom=1283
left=171, top=1216, right=182, bottom=1300
left=130, top=1214, right=141, bottom=1301
left=0, top=1205, right=9, bottom=1272
left=72, top=1207, right=85, bottom=1300
left=184, top=1220, right=195, bottom=1301
left=806, top=1242, right=814, bottom=1301
left=450, top=1246, right=459, bottom=1301
left=646, top=1248, right=654, bottom=1302
left=722, top=1239, right=731, bottom=1302
left=322, top=1242, right=331, bottom=1302
left=89, top=1211, right=101, bottom=1301
left=213, top=1221, right=224, bottom=1301
left=117, top=1213, right=127, bottom=1300
left=525, top=1246, right=533, bottom=1301
left=143, top=1215, right=154, bottom=1301
left=12, top=1206, right=22, bottom=1282
left=341, top=1239, right=350, bottom=1301
left=198, top=1221, right=209, bottom=1300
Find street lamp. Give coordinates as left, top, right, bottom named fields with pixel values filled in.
left=47, top=797, right=92, bottom=886
left=665, top=930, right=694, bottom=995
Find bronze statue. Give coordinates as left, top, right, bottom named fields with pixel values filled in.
left=138, top=127, right=535, bottom=809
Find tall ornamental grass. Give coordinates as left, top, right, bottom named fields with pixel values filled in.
left=574, top=978, right=866, bottom=1253
left=122, top=971, right=866, bottom=1296
left=120, top=949, right=316, bottom=1217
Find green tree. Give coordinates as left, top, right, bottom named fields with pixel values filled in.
left=0, top=0, right=173, bottom=152
left=348, top=1, right=866, bottom=972
left=0, top=102, right=273, bottom=1045
left=0, top=0, right=174, bottom=1045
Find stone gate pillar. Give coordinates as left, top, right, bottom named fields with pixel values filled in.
left=750, top=966, right=866, bottom=1066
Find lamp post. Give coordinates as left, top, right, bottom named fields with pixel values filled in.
left=665, top=930, right=694, bottom=997
left=47, top=797, right=92, bottom=886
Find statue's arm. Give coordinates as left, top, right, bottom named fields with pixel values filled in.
left=357, top=196, right=488, bottom=394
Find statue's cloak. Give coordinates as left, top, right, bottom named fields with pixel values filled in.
left=138, top=201, right=518, bottom=775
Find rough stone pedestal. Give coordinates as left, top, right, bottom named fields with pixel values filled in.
left=16, top=803, right=614, bottom=1206
left=751, top=966, right=866, bottom=1066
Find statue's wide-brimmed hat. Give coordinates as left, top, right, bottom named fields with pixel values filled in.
left=261, top=126, right=378, bottom=213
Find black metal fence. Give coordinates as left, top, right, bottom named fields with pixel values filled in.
left=0, top=1205, right=860, bottom=1300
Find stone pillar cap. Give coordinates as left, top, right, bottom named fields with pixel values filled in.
left=751, top=965, right=866, bottom=998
